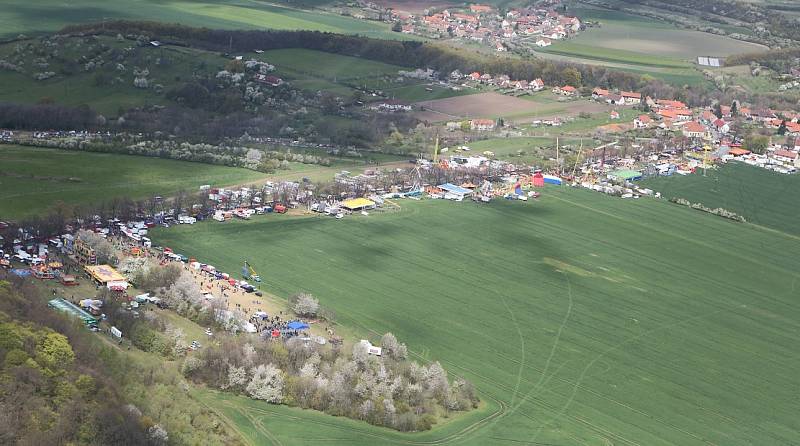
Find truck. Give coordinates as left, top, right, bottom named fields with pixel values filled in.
left=274, top=203, right=287, bottom=214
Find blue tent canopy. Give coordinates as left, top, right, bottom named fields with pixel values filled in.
left=438, top=183, right=472, bottom=195
left=287, top=321, right=309, bottom=330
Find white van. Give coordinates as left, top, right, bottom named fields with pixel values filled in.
left=178, top=215, right=197, bottom=224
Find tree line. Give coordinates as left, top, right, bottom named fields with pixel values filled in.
left=0, top=102, right=98, bottom=130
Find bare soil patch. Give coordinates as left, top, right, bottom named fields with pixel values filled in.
left=414, top=92, right=612, bottom=123
left=376, top=0, right=456, bottom=14
left=415, top=92, right=548, bottom=120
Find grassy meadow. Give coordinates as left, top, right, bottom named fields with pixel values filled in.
left=465, top=136, right=584, bottom=164
left=535, top=3, right=767, bottom=86
left=260, top=48, right=472, bottom=101
left=567, top=6, right=766, bottom=59
left=0, top=145, right=268, bottom=219
left=642, top=162, right=800, bottom=237
left=0, top=0, right=403, bottom=39
left=152, top=187, right=800, bottom=445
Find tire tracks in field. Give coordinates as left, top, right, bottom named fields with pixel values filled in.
left=500, top=294, right=526, bottom=408
left=528, top=304, right=741, bottom=445
left=214, top=392, right=508, bottom=445
left=487, top=271, right=574, bottom=430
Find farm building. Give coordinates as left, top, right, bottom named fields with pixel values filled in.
left=84, top=264, right=129, bottom=290
left=341, top=198, right=376, bottom=211
left=470, top=119, right=496, bottom=131
left=438, top=183, right=473, bottom=200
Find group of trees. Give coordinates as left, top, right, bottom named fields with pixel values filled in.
left=0, top=279, right=157, bottom=445
left=183, top=332, right=478, bottom=432
left=726, top=48, right=800, bottom=73
left=76, top=229, right=118, bottom=264
left=0, top=102, right=98, bottom=130
left=0, top=274, right=245, bottom=445
left=620, top=0, right=800, bottom=43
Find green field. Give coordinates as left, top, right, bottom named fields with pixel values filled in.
left=533, top=3, right=768, bottom=86
left=383, top=84, right=474, bottom=102
left=0, top=145, right=267, bottom=219
left=466, top=136, right=584, bottom=164
left=152, top=188, right=800, bottom=445
left=568, top=5, right=766, bottom=59
left=0, top=0, right=404, bottom=39
left=260, top=48, right=472, bottom=101
left=642, top=162, right=800, bottom=237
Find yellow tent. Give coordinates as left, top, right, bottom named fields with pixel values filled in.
left=341, top=198, right=376, bottom=210
left=84, top=265, right=127, bottom=284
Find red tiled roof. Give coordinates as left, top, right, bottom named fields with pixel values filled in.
left=684, top=121, right=706, bottom=133
left=775, top=149, right=798, bottom=159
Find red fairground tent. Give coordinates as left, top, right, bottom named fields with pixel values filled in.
left=532, top=171, right=545, bottom=187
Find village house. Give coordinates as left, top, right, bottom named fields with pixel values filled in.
left=470, top=118, right=496, bottom=131
left=446, top=121, right=462, bottom=131
left=610, top=110, right=620, bottom=120
left=591, top=87, right=609, bottom=99
left=530, top=78, right=545, bottom=91
left=535, top=37, right=552, bottom=47
left=787, top=121, right=800, bottom=135
left=658, top=108, right=692, bottom=121
left=620, top=91, right=641, bottom=105
left=634, top=115, right=652, bottom=129
left=654, top=99, right=687, bottom=110
left=700, top=110, right=717, bottom=123
left=682, top=121, right=709, bottom=139
left=559, top=16, right=581, bottom=32
left=605, top=93, right=624, bottom=106
left=751, top=109, right=776, bottom=122
left=712, top=118, right=730, bottom=135
left=553, top=85, right=577, bottom=96
left=254, top=74, right=283, bottom=87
